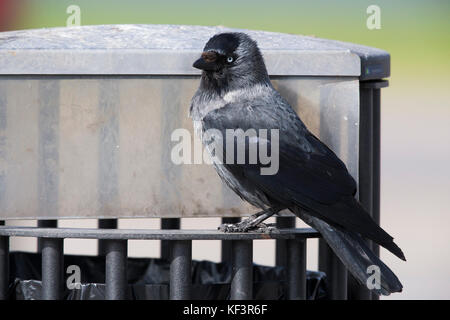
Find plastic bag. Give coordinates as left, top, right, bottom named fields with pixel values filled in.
left=8, top=252, right=328, bottom=300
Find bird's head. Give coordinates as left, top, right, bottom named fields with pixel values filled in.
left=193, top=32, right=270, bottom=91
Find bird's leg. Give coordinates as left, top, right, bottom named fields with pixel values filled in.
left=218, top=207, right=283, bottom=233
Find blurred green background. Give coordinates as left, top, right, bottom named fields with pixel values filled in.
left=1, top=0, right=449, bottom=299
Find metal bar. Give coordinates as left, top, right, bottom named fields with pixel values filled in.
left=231, top=240, right=253, bottom=300
left=276, top=216, right=296, bottom=267
left=41, top=237, right=63, bottom=300
left=371, top=87, right=382, bottom=300
left=37, top=220, right=57, bottom=252
left=286, top=239, right=306, bottom=300
left=169, top=240, right=192, bottom=300
left=359, top=87, right=374, bottom=222
left=161, top=218, right=180, bottom=260
left=348, top=85, right=374, bottom=300
left=372, top=88, right=381, bottom=257
left=358, top=80, right=388, bottom=300
left=105, top=239, right=128, bottom=300
left=318, top=239, right=330, bottom=276
left=0, top=236, right=9, bottom=300
left=0, top=226, right=320, bottom=240
left=319, top=241, right=347, bottom=300
left=98, top=219, right=118, bottom=256
left=221, top=217, right=241, bottom=263
left=329, top=251, right=348, bottom=300
left=318, top=238, right=341, bottom=299
left=359, top=80, right=388, bottom=258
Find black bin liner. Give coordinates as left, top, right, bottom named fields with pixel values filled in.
left=7, top=252, right=328, bottom=300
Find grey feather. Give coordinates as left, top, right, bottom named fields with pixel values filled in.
left=190, top=32, right=405, bottom=295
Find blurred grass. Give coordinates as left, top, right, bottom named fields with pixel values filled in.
left=11, top=0, right=450, bottom=84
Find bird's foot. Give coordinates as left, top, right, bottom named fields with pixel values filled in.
left=218, top=217, right=279, bottom=234
left=252, top=223, right=279, bottom=234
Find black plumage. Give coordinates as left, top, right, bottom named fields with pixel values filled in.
left=190, top=32, right=405, bottom=295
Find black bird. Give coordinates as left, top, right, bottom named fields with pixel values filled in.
left=190, top=32, right=405, bottom=295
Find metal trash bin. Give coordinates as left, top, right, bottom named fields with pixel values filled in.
left=0, top=24, right=389, bottom=300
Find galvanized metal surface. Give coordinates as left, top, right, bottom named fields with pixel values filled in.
left=105, top=239, right=128, bottom=300
left=0, top=25, right=390, bottom=300
left=170, top=240, right=192, bottom=300
left=0, top=226, right=319, bottom=240
left=353, top=85, right=375, bottom=300
left=41, top=237, right=64, bottom=300
left=286, top=239, right=307, bottom=300
left=371, top=87, right=381, bottom=301
left=221, top=217, right=241, bottom=262
left=98, top=219, right=118, bottom=256
left=0, top=76, right=359, bottom=219
left=328, top=249, right=348, bottom=300
left=0, top=24, right=389, bottom=78
left=317, top=80, right=388, bottom=301
left=0, top=228, right=315, bottom=300
left=372, top=88, right=381, bottom=254
left=275, top=216, right=296, bottom=267
left=231, top=240, right=253, bottom=300
left=318, top=240, right=348, bottom=300
left=161, top=218, right=181, bottom=260
left=37, top=220, right=57, bottom=252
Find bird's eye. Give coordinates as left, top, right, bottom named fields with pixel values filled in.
left=226, top=56, right=234, bottom=63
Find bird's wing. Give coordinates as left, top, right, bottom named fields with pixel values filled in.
left=202, top=97, right=357, bottom=205
left=202, top=98, right=405, bottom=260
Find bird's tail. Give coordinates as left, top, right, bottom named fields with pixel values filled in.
left=295, top=210, right=403, bottom=295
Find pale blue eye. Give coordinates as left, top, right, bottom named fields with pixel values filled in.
left=227, top=56, right=234, bottom=63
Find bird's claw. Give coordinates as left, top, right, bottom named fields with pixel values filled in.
left=218, top=221, right=279, bottom=234
left=253, top=223, right=279, bottom=234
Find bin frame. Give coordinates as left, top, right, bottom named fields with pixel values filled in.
left=0, top=226, right=319, bottom=300
left=0, top=24, right=390, bottom=300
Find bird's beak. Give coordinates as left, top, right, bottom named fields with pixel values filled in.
left=193, top=51, right=218, bottom=71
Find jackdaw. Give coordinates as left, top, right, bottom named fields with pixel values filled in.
left=190, top=32, right=405, bottom=295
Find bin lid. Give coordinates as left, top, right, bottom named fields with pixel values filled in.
left=0, top=24, right=389, bottom=80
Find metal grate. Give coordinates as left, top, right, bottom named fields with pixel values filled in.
left=0, top=80, right=388, bottom=301
left=0, top=224, right=320, bottom=300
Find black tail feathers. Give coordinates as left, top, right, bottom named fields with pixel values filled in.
left=295, top=210, right=404, bottom=295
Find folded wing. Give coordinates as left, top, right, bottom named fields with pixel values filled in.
left=202, top=98, right=405, bottom=260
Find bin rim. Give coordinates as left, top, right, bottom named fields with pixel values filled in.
left=0, top=24, right=389, bottom=79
